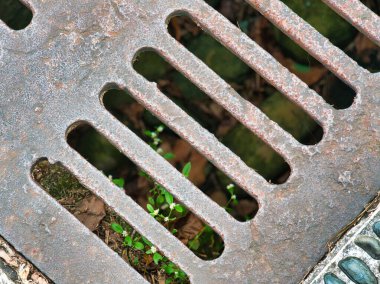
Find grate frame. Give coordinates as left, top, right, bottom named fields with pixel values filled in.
left=0, top=0, right=379, bottom=283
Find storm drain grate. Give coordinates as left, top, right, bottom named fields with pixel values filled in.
left=0, top=0, right=379, bottom=283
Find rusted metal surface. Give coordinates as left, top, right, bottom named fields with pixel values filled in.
left=0, top=0, right=378, bottom=283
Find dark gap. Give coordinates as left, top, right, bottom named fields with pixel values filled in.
left=102, top=88, right=259, bottom=220
left=199, top=1, right=357, bottom=109
left=67, top=122, right=226, bottom=260
left=0, top=0, right=32, bottom=30
left=167, top=16, right=324, bottom=143
left=278, top=0, right=380, bottom=73
left=31, top=159, right=190, bottom=284
left=361, top=0, right=380, bottom=16
left=133, top=49, right=294, bottom=183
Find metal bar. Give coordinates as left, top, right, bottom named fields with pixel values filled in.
left=0, top=0, right=379, bottom=283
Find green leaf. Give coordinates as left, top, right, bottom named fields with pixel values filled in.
left=153, top=252, right=163, bottom=264
left=171, top=229, right=178, bottom=234
left=146, top=249, right=152, bottom=254
left=138, top=171, right=149, bottom=178
left=112, top=178, right=125, bottom=188
left=133, top=242, right=144, bottom=250
left=111, top=223, right=123, bottom=234
left=182, top=162, right=191, bottom=178
left=141, top=236, right=152, bottom=246
left=188, top=239, right=200, bottom=250
left=157, top=194, right=165, bottom=204
left=174, top=204, right=184, bottom=213
left=148, top=197, right=155, bottom=206
left=165, top=278, right=173, bottom=284
left=293, top=63, right=311, bottom=73
left=163, top=264, right=174, bottom=274
left=147, top=204, right=155, bottom=213
left=164, top=191, right=174, bottom=204
left=163, top=152, right=175, bottom=160
left=124, top=236, right=132, bottom=246
left=204, top=225, right=213, bottom=233
left=144, top=130, right=152, bottom=137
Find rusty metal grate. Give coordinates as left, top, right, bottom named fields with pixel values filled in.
left=0, top=0, right=379, bottom=283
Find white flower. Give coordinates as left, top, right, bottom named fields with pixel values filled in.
left=153, top=138, right=160, bottom=145
left=122, top=231, right=128, bottom=237
left=157, top=126, right=164, bottom=133
left=231, top=195, right=237, bottom=200
left=156, top=148, right=163, bottom=154
left=151, top=246, right=157, bottom=254
left=164, top=216, right=169, bottom=222
left=151, top=132, right=157, bottom=138
left=153, top=209, right=159, bottom=216
left=108, top=175, right=113, bottom=181
left=226, top=184, right=234, bottom=190
left=169, top=203, right=176, bottom=210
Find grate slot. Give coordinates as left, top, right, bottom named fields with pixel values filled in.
left=247, top=0, right=367, bottom=87
left=133, top=50, right=294, bottom=182
left=322, top=0, right=380, bottom=45
left=147, top=35, right=308, bottom=158
left=101, top=88, right=259, bottom=218
left=32, top=160, right=192, bottom=282
left=1, top=174, right=145, bottom=284
left=164, top=17, right=323, bottom=144
left=120, top=73, right=276, bottom=196
left=207, top=2, right=358, bottom=109
left=0, top=0, right=33, bottom=30
left=48, top=145, right=207, bottom=280
left=66, top=123, right=226, bottom=258
left=174, top=3, right=336, bottom=125
left=76, top=110, right=249, bottom=237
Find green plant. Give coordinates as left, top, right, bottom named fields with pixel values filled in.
left=110, top=125, right=239, bottom=282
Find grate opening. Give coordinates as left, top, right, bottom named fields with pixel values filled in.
left=31, top=159, right=190, bottom=283
left=279, top=0, right=380, bottom=73
left=362, top=0, right=380, bottom=15
left=133, top=50, right=293, bottom=183
left=66, top=123, right=227, bottom=260
left=166, top=16, right=324, bottom=140
left=199, top=1, right=358, bottom=109
left=0, top=0, right=32, bottom=30
left=102, top=88, right=259, bottom=220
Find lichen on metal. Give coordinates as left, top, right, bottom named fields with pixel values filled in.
left=0, top=0, right=379, bottom=283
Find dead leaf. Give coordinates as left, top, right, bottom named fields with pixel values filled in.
left=271, top=49, right=327, bottom=86
left=120, top=103, right=145, bottom=129
left=18, top=263, right=31, bottom=282
left=74, top=195, right=106, bottom=231
left=209, top=190, right=228, bottom=207
left=355, top=33, right=378, bottom=54
left=31, top=273, right=49, bottom=284
left=172, top=140, right=207, bottom=186
left=234, top=199, right=258, bottom=218
left=0, top=249, right=17, bottom=266
left=177, top=213, right=204, bottom=245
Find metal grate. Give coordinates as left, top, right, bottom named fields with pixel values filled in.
left=0, top=0, right=379, bottom=283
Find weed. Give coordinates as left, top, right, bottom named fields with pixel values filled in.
left=110, top=125, right=239, bottom=283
